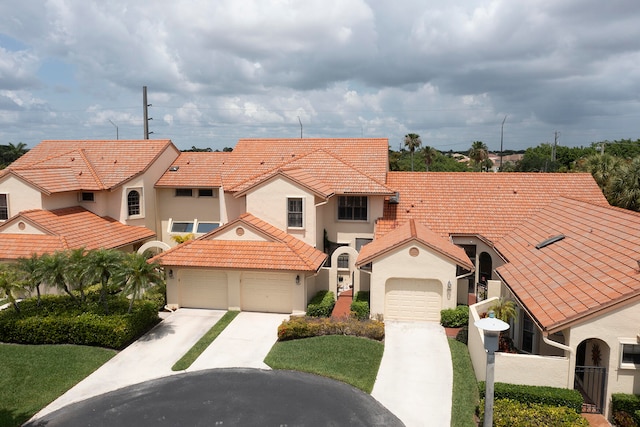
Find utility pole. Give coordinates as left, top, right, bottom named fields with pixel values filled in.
left=552, top=131, right=559, bottom=162
left=108, top=119, right=119, bottom=140
left=143, top=86, right=153, bottom=139
left=499, top=115, right=507, bottom=170
left=297, top=116, right=303, bottom=138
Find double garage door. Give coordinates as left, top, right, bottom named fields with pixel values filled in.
left=179, top=270, right=292, bottom=313
left=385, top=278, right=443, bottom=321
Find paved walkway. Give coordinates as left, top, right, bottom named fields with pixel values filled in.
left=372, top=321, right=453, bottom=427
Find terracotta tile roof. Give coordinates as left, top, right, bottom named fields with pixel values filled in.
left=231, top=149, right=393, bottom=196
left=0, top=207, right=155, bottom=257
left=152, top=213, right=327, bottom=271
left=0, top=235, right=69, bottom=260
left=233, top=167, right=335, bottom=199
left=495, top=197, right=640, bottom=332
left=2, top=140, right=178, bottom=192
left=155, top=152, right=230, bottom=188
left=357, top=219, right=474, bottom=270
left=223, top=138, right=389, bottom=189
left=379, top=172, right=608, bottom=241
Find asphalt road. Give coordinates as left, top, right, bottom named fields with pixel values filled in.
left=25, top=368, right=404, bottom=427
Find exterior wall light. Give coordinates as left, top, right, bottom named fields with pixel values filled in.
left=296, top=275, right=300, bottom=285
left=168, top=269, right=174, bottom=279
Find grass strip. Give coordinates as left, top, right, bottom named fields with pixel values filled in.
left=0, top=343, right=116, bottom=427
left=171, top=310, right=240, bottom=371
left=449, top=339, right=480, bottom=427
left=265, top=335, right=383, bottom=393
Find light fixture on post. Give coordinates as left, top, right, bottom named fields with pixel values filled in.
left=295, top=275, right=300, bottom=285
left=475, top=310, right=510, bottom=427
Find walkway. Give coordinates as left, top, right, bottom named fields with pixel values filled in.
left=331, top=289, right=353, bottom=318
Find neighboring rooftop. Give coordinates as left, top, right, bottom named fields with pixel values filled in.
left=155, top=151, right=230, bottom=188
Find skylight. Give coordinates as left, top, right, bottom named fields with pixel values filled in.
left=535, top=234, right=565, bottom=250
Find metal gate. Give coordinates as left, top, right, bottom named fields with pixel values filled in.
left=574, top=366, right=606, bottom=414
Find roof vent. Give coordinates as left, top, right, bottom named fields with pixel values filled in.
left=169, top=166, right=179, bottom=171
left=535, top=234, right=565, bottom=250
left=389, top=192, right=400, bottom=204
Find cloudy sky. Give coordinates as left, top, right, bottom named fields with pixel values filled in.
left=1, top=1, right=639, bottom=152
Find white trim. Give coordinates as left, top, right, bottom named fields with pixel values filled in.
left=287, top=196, right=304, bottom=229
left=125, top=187, right=144, bottom=219
left=0, top=193, right=8, bottom=221
left=619, top=339, right=640, bottom=370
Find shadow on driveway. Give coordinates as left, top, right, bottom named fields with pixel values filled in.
left=24, top=369, right=403, bottom=427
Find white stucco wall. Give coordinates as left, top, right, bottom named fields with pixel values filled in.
left=320, top=195, right=383, bottom=245
left=369, top=242, right=460, bottom=319
left=0, top=175, right=43, bottom=217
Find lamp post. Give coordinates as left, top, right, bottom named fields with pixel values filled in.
left=475, top=311, right=510, bottom=427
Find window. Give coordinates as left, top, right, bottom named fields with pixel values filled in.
left=127, top=189, right=141, bottom=216
left=621, top=343, right=640, bottom=368
left=175, top=188, right=193, bottom=197
left=338, top=196, right=367, bottom=221
left=522, top=315, right=535, bottom=353
left=198, top=188, right=217, bottom=197
left=0, top=194, right=7, bottom=220
left=337, top=254, right=349, bottom=269
left=356, top=238, right=373, bottom=271
left=196, top=222, right=219, bottom=233
left=288, top=198, right=303, bottom=228
left=80, top=192, right=95, bottom=202
left=171, top=222, right=194, bottom=233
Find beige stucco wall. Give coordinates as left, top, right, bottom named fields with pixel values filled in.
left=245, top=177, right=317, bottom=246
left=41, top=192, right=79, bottom=211
left=320, top=195, right=383, bottom=245
left=0, top=219, right=46, bottom=234
left=369, top=242, right=460, bottom=319
left=0, top=175, right=43, bottom=217
left=224, top=192, right=245, bottom=222
left=214, top=224, right=269, bottom=241
left=156, top=187, right=222, bottom=245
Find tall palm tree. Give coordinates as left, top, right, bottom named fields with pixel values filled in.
left=114, top=252, right=165, bottom=313
left=0, top=264, right=24, bottom=313
left=15, top=254, right=44, bottom=305
left=85, top=248, right=124, bottom=314
left=469, top=141, right=489, bottom=171
left=404, top=133, right=422, bottom=171
left=423, top=146, right=437, bottom=172
left=608, top=157, right=640, bottom=211
left=576, top=153, right=622, bottom=191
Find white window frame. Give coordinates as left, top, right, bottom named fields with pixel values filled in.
left=195, top=221, right=220, bottom=234
left=619, top=340, right=640, bottom=370
left=170, top=220, right=195, bottom=233
left=287, top=197, right=304, bottom=229
left=0, top=193, right=8, bottom=221
left=337, top=195, right=368, bottom=221
left=126, top=188, right=144, bottom=218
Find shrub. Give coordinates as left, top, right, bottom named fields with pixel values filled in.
left=350, top=291, right=370, bottom=320
left=612, top=393, right=640, bottom=426
left=455, top=325, right=469, bottom=344
left=479, top=398, right=588, bottom=426
left=440, top=305, right=469, bottom=328
left=277, top=316, right=384, bottom=341
left=0, top=294, right=160, bottom=349
left=306, top=290, right=335, bottom=317
left=478, top=382, right=583, bottom=413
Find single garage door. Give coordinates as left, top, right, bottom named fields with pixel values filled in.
left=241, top=272, right=292, bottom=313
left=180, top=269, right=228, bottom=309
left=385, top=278, right=442, bottom=321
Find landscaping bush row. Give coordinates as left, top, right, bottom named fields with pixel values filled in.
left=0, top=295, right=160, bottom=349
left=479, top=398, right=588, bottom=427
left=277, top=316, right=384, bottom=341
left=306, top=290, right=335, bottom=317
left=440, top=304, right=469, bottom=328
left=612, top=393, right=640, bottom=426
left=350, top=291, right=370, bottom=320
left=479, top=382, right=583, bottom=413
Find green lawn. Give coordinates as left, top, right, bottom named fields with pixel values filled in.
left=265, top=335, right=384, bottom=393
left=172, top=310, right=240, bottom=371
left=0, top=343, right=116, bottom=427
left=449, top=339, right=480, bottom=427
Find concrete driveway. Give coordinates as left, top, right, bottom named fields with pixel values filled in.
left=372, top=321, right=453, bottom=427
left=31, top=309, right=286, bottom=421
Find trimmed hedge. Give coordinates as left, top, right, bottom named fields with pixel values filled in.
left=0, top=294, right=160, bottom=350
left=479, top=382, right=583, bottom=413
left=440, top=305, right=469, bottom=327
left=306, top=290, right=336, bottom=317
left=277, top=316, right=384, bottom=341
left=479, top=398, right=588, bottom=427
left=350, top=291, right=370, bottom=320
left=612, top=393, right=640, bottom=426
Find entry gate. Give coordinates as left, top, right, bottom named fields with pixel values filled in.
left=574, top=366, right=606, bottom=414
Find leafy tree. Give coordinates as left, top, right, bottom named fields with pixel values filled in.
left=114, top=252, right=165, bottom=313
left=469, top=141, right=489, bottom=171
left=84, top=248, right=124, bottom=314
left=422, top=146, right=437, bottom=172
left=404, top=133, right=422, bottom=171
left=0, top=264, right=24, bottom=313
left=182, top=146, right=212, bottom=152
left=0, top=142, right=28, bottom=167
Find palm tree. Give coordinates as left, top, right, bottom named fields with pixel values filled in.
left=576, top=153, right=622, bottom=190
left=85, top=248, right=124, bottom=314
left=404, top=133, right=422, bottom=171
left=0, top=264, right=25, bottom=313
left=66, top=248, right=90, bottom=302
left=39, top=251, right=78, bottom=302
left=489, top=297, right=517, bottom=323
left=15, top=254, right=44, bottom=305
left=171, top=233, right=194, bottom=244
left=423, top=146, right=438, bottom=172
left=469, top=141, right=489, bottom=171
left=608, top=157, right=640, bottom=211
left=114, top=252, right=165, bottom=313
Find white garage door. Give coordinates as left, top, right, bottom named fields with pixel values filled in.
left=385, top=278, right=442, bottom=321
left=180, top=270, right=228, bottom=309
left=241, top=272, right=292, bottom=313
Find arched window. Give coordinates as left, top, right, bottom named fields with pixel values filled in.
left=127, top=189, right=141, bottom=216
